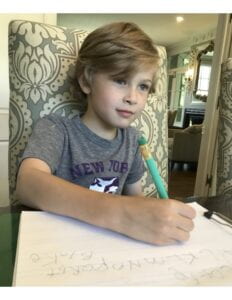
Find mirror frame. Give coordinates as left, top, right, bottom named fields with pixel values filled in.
left=193, top=41, right=214, bottom=102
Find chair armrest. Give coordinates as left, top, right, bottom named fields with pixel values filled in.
left=168, top=128, right=183, bottom=138
left=170, top=132, right=202, bottom=162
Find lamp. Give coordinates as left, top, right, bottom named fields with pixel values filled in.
left=184, top=67, right=194, bottom=93
left=184, top=46, right=197, bottom=93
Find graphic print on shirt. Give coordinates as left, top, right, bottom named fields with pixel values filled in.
left=89, top=177, right=119, bottom=193
left=71, top=160, right=128, bottom=178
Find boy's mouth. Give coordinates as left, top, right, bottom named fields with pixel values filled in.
left=116, top=109, right=134, bottom=118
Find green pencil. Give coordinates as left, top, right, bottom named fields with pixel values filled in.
left=138, top=136, right=168, bottom=199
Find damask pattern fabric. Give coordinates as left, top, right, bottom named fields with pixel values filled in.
left=217, top=58, right=232, bottom=195
left=8, top=20, right=168, bottom=205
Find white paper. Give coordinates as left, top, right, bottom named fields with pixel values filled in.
left=13, top=202, right=232, bottom=286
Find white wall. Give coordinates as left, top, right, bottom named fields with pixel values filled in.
left=57, top=14, right=160, bottom=42
left=0, top=14, right=56, bottom=207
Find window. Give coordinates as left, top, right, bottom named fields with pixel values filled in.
left=197, top=64, right=212, bottom=97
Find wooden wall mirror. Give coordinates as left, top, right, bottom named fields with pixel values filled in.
left=193, top=41, right=214, bottom=102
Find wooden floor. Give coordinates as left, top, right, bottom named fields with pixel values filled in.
left=168, top=163, right=197, bottom=201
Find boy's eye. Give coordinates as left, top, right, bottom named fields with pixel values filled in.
left=140, top=84, right=150, bottom=91
left=114, top=79, right=127, bottom=85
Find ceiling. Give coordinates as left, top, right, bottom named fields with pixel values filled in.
left=131, top=14, right=218, bottom=47
left=58, top=13, right=219, bottom=48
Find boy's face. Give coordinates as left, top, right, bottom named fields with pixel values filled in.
left=81, top=67, right=155, bottom=137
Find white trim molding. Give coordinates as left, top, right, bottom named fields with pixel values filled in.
left=167, top=28, right=217, bottom=56
left=0, top=108, right=9, bottom=141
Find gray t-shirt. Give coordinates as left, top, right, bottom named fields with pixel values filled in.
left=21, top=114, right=145, bottom=194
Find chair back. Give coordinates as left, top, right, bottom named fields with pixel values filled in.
left=8, top=20, right=168, bottom=205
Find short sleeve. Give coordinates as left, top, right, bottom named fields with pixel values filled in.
left=20, top=116, right=65, bottom=173
left=124, top=136, right=146, bottom=185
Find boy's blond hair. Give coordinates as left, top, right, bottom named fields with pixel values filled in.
left=74, top=22, right=160, bottom=112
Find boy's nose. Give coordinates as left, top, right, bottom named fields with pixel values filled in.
left=123, top=89, right=137, bottom=105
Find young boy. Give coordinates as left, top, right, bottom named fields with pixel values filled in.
left=16, top=22, right=196, bottom=246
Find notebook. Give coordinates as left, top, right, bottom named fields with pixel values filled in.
left=13, top=202, right=232, bottom=286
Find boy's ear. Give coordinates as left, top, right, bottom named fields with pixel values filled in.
left=78, top=75, right=91, bottom=94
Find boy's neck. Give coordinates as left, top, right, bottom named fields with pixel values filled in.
left=81, top=114, right=117, bottom=140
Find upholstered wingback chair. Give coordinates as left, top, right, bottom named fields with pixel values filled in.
left=168, top=124, right=202, bottom=170
left=8, top=19, right=168, bottom=206
left=217, top=58, right=232, bottom=195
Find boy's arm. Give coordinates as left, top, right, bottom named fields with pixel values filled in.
left=122, top=180, right=144, bottom=196
left=16, top=158, right=123, bottom=231
left=16, top=158, right=196, bottom=246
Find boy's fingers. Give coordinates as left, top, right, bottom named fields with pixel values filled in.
left=176, top=216, right=195, bottom=232
left=177, top=203, right=196, bottom=219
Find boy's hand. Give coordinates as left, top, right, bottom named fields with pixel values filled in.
left=120, top=197, right=196, bottom=245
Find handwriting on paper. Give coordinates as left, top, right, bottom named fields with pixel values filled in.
left=28, top=248, right=232, bottom=285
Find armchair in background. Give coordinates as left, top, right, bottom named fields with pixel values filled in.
left=168, top=124, right=202, bottom=170
left=168, top=109, right=177, bottom=128
left=8, top=19, right=169, bottom=206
